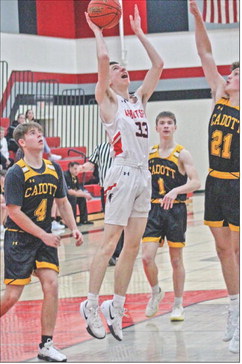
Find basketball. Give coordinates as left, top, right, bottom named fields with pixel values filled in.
left=87, top=0, right=122, bottom=29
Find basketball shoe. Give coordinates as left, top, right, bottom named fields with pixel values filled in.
left=170, top=305, right=185, bottom=321
left=80, top=300, right=106, bottom=339
left=101, top=300, right=125, bottom=341
left=38, top=339, right=67, bottom=362
left=145, top=289, right=165, bottom=317
left=223, top=309, right=239, bottom=342
left=229, top=319, right=240, bottom=354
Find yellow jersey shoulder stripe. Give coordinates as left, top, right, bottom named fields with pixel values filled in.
left=16, top=159, right=58, bottom=181
left=217, top=97, right=240, bottom=110
left=149, top=144, right=184, bottom=164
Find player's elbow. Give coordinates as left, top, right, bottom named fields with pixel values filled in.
left=153, top=58, right=164, bottom=71
left=158, top=58, right=164, bottom=69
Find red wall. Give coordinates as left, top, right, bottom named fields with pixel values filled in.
left=36, top=0, right=148, bottom=39
left=36, top=0, right=76, bottom=38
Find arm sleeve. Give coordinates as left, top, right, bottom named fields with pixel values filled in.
left=4, top=165, right=24, bottom=206
left=53, top=163, right=67, bottom=198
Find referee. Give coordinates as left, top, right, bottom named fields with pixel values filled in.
left=79, top=142, right=123, bottom=265
left=81, top=142, right=112, bottom=210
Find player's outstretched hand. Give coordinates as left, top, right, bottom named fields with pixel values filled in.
left=85, top=11, right=103, bottom=33
left=189, top=0, right=200, bottom=16
left=72, top=229, right=84, bottom=246
left=129, top=4, right=142, bottom=35
left=42, top=233, right=61, bottom=248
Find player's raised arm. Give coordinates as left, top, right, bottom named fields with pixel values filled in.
left=189, top=0, right=225, bottom=100
left=85, top=12, right=114, bottom=104
left=85, top=12, right=117, bottom=124
left=130, top=4, right=164, bottom=105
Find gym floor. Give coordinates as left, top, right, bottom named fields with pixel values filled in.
left=0, top=194, right=239, bottom=363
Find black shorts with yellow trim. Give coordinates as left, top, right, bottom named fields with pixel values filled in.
left=204, top=175, right=240, bottom=232
left=142, top=202, right=187, bottom=248
left=4, top=230, right=59, bottom=286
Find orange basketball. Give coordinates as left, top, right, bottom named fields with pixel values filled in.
left=87, top=0, right=122, bottom=29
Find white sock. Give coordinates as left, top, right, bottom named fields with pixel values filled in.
left=174, top=297, right=183, bottom=306
left=151, top=284, right=160, bottom=295
left=113, top=294, right=125, bottom=308
left=229, top=294, right=239, bottom=311
left=87, top=293, right=99, bottom=308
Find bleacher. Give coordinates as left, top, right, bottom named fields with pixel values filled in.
left=0, top=63, right=106, bottom=219
left=1, top=117, right=103, bottom=218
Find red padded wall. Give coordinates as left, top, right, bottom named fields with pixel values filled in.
left=122, top=0, right=148, bottom=35
left=74, top=0, right=121, bottom=38
left=36, top=0, right=76, bottom=38
left=35, top=0, right=148, bottom=39
left=74, top=0, right=92, bottom=38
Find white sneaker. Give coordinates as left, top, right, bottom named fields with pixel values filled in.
left=145, top=289, right=165, bottom=317
left=170, top=305, right=185, bottom=321
left=49, top=154, right=62, bottom=161
left=38, top=339, right=67, bottom=362
left=51, top=221, right=65, bottom=231
left=101, top=300, right=125, bottom=341
left=223, top=309, right=239, bottom=342
left=80, top=300, right=106, bottom=339
left=229, top=319, right=240, bottom=354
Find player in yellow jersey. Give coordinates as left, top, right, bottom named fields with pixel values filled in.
left=190, top=0, right=239, bottom=354
left=0, top=122, right=83, bottom=362
left=142, top=111, right=200, bottom=320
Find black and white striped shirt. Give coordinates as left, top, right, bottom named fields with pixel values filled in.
left=88, top=142, right=112, bottom=187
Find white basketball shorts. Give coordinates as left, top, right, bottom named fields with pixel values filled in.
left=103, top=162, right=151, bottom=226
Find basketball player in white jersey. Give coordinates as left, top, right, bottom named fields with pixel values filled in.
left=81, top=5, right=164, bottom=341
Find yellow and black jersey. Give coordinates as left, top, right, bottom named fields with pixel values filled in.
left=4, top=159, right=66, bottom=232
left=148, top=144, right=187, bottom=203
left=208, top=97, right=239, bottom=178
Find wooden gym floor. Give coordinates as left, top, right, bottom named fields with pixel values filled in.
left=0, top=194, right=239, bottom=363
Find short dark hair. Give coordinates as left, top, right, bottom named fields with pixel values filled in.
left=109, top=61, right=119, bottom=66
left=155, top=111, right=177, bottom=126
left=231, top=61, right=239, bottom=71
left=68, top=161, right=80, bottom=169
left=13, top=122, right=43, bottom=145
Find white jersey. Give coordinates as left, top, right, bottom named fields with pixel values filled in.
left=103, top=94, right=149, bottom=167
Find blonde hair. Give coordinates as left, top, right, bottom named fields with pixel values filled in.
left=13, top=122, right=43, bottom=146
